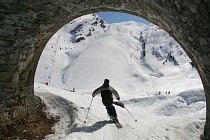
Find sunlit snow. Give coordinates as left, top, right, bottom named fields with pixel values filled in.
left=35, top=14, right=205, bottom=140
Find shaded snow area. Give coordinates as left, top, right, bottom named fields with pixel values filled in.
left=35, top=13, right=205, bottom=139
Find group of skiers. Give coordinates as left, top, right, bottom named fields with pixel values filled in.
left=158, top=91, right=171, bottom=95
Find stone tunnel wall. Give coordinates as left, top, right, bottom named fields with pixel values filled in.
left=0, top=0, right=209, bottom=139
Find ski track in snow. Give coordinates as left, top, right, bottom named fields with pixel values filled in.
left=35, top=83, right=205, bottom=140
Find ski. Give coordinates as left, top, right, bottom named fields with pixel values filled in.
left=113, top=121, right=123, bottom=129
left=107, top=115, right=123, bottom=129
left=109, top=118, right=123, bottom=129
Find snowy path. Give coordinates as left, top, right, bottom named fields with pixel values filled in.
left=35, top=83, right=205, bottom=140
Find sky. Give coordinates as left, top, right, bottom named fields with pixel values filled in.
left=96, top=12, right=150, bottom=24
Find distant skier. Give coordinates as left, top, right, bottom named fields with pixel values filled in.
left=92, top=79, right=120, bottom=122
left=159, top=91, right=161, bottom=95
left=45, top=82, right=48, bottom=86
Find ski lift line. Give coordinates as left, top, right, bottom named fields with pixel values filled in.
left=45, top=66, right=54, bottom=69
left=44, top=66, right=50, bottom=83
left=46, top=40, right=59, bottom=82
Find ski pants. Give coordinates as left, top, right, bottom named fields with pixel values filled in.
left=105, top=104, right=117, bottom=118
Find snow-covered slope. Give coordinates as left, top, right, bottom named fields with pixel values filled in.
left=34, top=13, right=205, bottom=140
left=35, top=83, right=205, bottom=140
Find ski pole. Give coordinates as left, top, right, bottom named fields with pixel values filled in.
left=124, top=106, right=137, bottom=122
left=84, top=97, right=94, bottom=123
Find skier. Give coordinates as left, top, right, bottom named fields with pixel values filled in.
left=92, top=79, right=120, bottom=122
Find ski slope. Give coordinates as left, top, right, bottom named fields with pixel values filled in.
left=34, top=14, right=206, bottom=139
left=35, top=83, right=205, bottom=140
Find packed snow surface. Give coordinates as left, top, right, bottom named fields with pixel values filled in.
left=35, top=14, right=205, bottom=140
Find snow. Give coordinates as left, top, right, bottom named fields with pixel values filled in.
left=34, top=14, right=205, bottom=140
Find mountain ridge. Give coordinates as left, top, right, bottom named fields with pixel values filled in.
left=35, top=13, right=202, bottom=99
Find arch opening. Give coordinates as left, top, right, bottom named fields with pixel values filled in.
left=34, top=12, right=205, bottom=139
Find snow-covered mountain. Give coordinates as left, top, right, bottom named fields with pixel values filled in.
left=35, top=13, right=202, bottom=99
left=34, top=13, right=205, bottom=140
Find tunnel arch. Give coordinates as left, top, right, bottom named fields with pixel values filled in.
left=0, top=1, right=209, bottom=139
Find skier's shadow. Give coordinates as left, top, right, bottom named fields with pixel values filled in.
left=69, top=120, right=112, bottom=133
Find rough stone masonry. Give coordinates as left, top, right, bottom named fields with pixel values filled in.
left=0, top=0, right=209, bottom=139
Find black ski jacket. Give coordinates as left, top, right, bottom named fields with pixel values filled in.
left=92, top=85, right=120, bottom=106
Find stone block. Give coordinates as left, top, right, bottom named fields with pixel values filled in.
left=9, top=53, right=19, bottom=61
left=0, top=82, right=4, bottom=89
left=0, top=40, right=8, bottom=46
left=0, top=59, right=6, bottom=64
left=199, top=38, right=208, bottom=46
left=32, top=53, right=42, bottom=63
left=28, top=62, right=38, bottom=71
left=18, top=62, right=27, bottom=72
left=0, top=112, right=10, bottom=124
left=5, top=99, right=17, bottom=108
left=0, top=64, right=19, bottom=72
left=4, top=81, right=19, bottom=88
left=19, top=70, right=30, bottom=81
left=36, top=39, right=49, bottom=50
left=11, top=71, right=19, bottom=82
left=4, top=88, right=16, bottom=93
left=188, top=3, right=198, bottom=13
left=0, top=71, right=19, bottom=82
left=21, top=86, right=33, bottom=97
left=0, top=101, right=6, bottom=113
left=192, top=0, right=201, bottom=4
left=0, top=92, right=13, bottom=102
left=19, top=79, right=27, bottom=87
left=14, top=90, right=20, bottom=97
left=0, top=72, right=13, bottom=81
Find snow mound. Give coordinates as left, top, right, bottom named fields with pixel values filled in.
left=123, top=89, right=205, bottom=117
left=177, top=89, right=205, bottom=105
left=124, top=96, right=168, bottom=106
left=155, top=89, right=205, bottom=116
